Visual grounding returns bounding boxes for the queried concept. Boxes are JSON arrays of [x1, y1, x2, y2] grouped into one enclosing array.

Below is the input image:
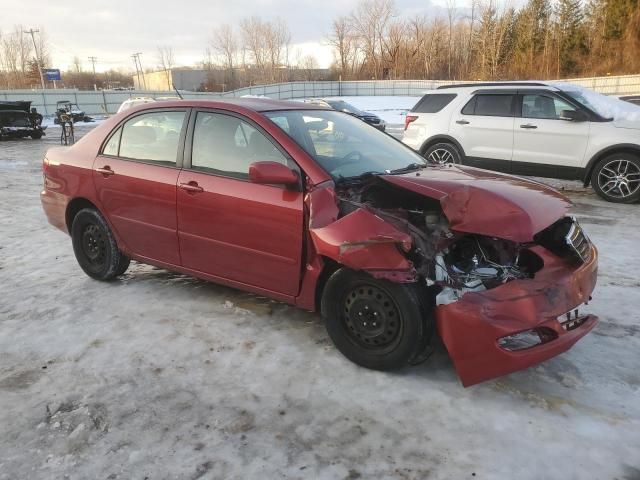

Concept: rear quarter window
[[412, 94, 457, 113]]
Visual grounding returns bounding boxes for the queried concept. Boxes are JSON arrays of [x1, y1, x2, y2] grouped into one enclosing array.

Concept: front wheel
[[423, 142, 462, 165], [592, 153, 640, 203], [321, 268, 432, 371], [71, 208, 130, 280]]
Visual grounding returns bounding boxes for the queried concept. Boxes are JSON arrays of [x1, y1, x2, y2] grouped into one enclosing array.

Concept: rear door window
[[462, 94, 514, 117], [117, 111, 186, 165], [412, 94, 457, 113]]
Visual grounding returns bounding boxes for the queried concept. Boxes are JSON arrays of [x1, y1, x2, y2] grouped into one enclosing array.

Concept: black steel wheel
[[321, 268, 432, 371], [71, 208, 129, 280], [342, 284, 402, 353]]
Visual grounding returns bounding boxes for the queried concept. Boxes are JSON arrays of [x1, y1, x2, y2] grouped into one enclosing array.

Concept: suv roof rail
[[436, 82, 550, 89]]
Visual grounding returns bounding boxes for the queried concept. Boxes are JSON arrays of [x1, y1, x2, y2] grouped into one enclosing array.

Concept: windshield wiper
[[335, 171, 382, 185], [385, 163, 427, 175]]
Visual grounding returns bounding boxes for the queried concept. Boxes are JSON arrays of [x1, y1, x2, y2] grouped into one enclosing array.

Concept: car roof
[[432, 81, 561, 93], [131, 97, 328, 113]]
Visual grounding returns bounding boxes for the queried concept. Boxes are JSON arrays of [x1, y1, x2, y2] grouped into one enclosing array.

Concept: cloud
[[2, 0, 447, 71]]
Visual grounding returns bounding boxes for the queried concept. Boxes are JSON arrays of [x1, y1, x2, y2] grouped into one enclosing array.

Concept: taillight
[[404, 115, 418, 130]]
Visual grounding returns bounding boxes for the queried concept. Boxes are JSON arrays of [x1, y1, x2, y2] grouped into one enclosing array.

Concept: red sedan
[[41, 99, 598, 386]]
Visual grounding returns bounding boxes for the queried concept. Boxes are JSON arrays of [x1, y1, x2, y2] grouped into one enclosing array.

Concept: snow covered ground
[[1, 110, 640, 479]]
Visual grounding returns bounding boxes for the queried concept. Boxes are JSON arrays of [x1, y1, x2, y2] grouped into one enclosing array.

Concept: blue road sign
[[44, 69, 61, 81]]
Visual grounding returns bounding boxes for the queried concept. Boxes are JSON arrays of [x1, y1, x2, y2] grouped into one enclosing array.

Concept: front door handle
[[179, 181, 204, 193], [95, 166, 114, 176], [456, 119, 470, 125], [520, 124, 538, 129]]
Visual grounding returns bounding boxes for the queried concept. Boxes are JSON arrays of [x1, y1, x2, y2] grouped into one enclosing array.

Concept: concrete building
[[133, 68, 222, 91], [133, 66, 332, 92]]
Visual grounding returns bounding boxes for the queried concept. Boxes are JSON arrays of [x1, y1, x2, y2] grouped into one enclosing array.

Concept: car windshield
[[556, 83, 640, 122], [264, 109, 426, 180], [325, 100, 364, 115]]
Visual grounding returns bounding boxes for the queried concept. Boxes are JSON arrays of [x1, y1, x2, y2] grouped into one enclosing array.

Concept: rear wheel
[[71, 208, 130, 280], [423, 142, 462, 165], [31, 132, 42, 140], [321, 268, 432, 370], [592, 153, 640, 203]]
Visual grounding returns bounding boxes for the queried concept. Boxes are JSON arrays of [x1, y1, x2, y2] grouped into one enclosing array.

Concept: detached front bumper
[[436, 244, 598, 387]]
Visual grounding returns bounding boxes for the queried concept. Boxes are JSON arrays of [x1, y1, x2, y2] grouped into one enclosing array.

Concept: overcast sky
[[3, 0, 454, 72]]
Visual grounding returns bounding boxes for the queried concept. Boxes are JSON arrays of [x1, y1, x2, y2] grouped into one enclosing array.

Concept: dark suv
[[304, 98, 386, 131]]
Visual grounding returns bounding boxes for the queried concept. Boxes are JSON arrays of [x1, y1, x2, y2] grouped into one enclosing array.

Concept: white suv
[[402, 82, 640, 203]]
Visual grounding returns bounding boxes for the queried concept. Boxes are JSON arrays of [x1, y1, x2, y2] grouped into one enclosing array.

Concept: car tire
[[31, 132, 42, 140], [71, 208, 130, 280], [423, 142, 462, 165], [321, 268, 432, 371], [592, 153, 640, 203]]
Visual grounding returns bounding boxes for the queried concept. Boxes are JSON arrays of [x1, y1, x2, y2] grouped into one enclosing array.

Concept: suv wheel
[[423, 142, 461, 165], [592, 153, 640, 203], [321, 268, 432, 371]]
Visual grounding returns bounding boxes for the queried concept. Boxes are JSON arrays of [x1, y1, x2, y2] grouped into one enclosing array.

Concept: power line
[[23, 28, 46, 90]]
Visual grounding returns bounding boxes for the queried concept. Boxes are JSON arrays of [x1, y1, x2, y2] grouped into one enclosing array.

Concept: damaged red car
[[41, 99, 598, 386]]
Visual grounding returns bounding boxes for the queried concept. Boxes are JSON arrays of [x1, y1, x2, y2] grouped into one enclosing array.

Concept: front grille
[[362, 116, 380, 124], [534, 217, 592, 263], [565, 220, 590, 262]]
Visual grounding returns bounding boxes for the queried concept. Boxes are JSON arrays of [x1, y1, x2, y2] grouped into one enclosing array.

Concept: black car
[[620, 95, 640, 107], [305, 98, 386, 131], [0, 101, 46, 140]]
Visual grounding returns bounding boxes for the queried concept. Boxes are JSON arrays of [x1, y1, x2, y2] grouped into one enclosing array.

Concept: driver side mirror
[[560, 110, 588, 122], [249, 161, 299, 186]]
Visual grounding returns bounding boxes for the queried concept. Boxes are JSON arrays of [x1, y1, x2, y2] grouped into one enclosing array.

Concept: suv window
[[191, 112, 289, 179], [522, 93, 577, 119], [117, 111, 186, 165], [412, 94, 457, 113], [462, 94, 514, 117]]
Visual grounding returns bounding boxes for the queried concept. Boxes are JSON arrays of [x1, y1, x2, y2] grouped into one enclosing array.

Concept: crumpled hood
[[381, 165, 572, 243]]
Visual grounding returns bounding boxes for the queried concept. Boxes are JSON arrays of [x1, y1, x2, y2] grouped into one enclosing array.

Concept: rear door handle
[[520, 124, 538, 129], [95, 166, 114, 176], [179, 181, 204, 193], [456, 119, 470, 125]]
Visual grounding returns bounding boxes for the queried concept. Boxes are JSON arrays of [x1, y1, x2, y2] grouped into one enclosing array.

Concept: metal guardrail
[[2, 75, 639, 116]]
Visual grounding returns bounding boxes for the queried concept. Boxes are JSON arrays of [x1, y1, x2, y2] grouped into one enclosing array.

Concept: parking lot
[[1, 123, 639, 479]]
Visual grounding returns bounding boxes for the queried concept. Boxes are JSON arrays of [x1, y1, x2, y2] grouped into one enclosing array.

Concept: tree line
[[327, 0, 640, 80]]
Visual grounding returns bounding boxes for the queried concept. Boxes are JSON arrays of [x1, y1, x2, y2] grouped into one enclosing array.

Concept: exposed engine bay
[[333, 177, 544, 304]]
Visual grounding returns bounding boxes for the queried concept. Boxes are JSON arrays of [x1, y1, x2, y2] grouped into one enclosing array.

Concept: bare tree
[[212, 24, 237, 85], [157, 46, 175, 89]]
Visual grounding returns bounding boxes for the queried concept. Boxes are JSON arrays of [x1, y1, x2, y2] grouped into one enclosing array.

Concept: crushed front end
[[435, 219, 597, 386], [307, 168, 598, 386]]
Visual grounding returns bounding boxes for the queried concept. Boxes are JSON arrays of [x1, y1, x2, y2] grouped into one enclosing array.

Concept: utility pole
[[131, 54, 141, 89], [88, 56, 98, 90], [135, 52, 147, 90], [23, 28, 46, 90]]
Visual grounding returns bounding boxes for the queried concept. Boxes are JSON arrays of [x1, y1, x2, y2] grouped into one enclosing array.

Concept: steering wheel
[[341, 151, 363, 165]]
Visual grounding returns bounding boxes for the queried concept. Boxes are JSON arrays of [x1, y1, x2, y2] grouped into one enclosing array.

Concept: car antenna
[[172, 84, 183, 100]]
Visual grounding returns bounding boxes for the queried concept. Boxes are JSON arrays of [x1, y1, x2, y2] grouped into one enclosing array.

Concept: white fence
[[2, 74, 639, 116]]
